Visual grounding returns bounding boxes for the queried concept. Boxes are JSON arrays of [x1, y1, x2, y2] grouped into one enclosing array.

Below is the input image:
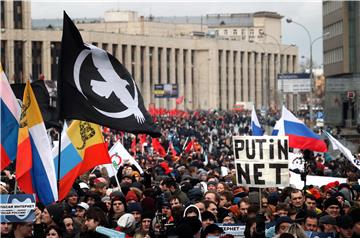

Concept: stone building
[[1, 1, 299, 111]]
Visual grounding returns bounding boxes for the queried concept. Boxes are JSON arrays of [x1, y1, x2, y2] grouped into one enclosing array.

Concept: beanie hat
[[127, 202, 143, 213], [125, 191, 138, 203], [324, 197, 341, 210], [141, 197, 156, 213], [46, 204, 64, 226], [349, 208, 360, 224], [141, 211, 155, 220], [201, 211, 216, 222], [117, 213, 136, 233]]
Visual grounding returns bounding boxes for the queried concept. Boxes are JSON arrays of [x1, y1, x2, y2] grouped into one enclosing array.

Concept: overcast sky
[[31, 0, 324, 66]]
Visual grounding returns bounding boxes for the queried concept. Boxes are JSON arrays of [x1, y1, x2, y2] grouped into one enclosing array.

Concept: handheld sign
[[233, 136, 289, 187], [0, 194, 36, 222]]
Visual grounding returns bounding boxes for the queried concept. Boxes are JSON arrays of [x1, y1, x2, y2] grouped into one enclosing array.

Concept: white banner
[[102, 140, 143, 177], [233, 136, 289, 187]]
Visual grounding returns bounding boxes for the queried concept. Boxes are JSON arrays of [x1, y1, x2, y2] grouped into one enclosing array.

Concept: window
[[323, 21, 343, 39], [233, 29, 237, 35], [224, 29, 228, 35], [324, 47, 343, 65], [323, 1, 342, 15]]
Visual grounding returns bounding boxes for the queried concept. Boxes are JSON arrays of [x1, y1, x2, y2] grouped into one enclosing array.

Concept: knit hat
[[101, 196, 111, 203], [275, 216, 292, 233], [46, 204, 64, 226], [201, 211, 216, 222], [319, 215, 336, 225], [337, 215, 354, 229], [324, 197, 341, 210], [117, 213, 136, 233], [127, 202, 143, 213], [125, 191, 138, 203], [203, 224, 224, 237], [141, 211, 154, 220], [141, 197, 156, 213], [77, 202, 89, 211]]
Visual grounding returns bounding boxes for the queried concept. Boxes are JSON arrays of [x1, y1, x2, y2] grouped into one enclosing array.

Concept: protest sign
[[217, 224, 245, 238], [288, 152, 305, 172], [305, 231, 335, 238], [0, 194, 35, 222], [233, 136, 289, 187]]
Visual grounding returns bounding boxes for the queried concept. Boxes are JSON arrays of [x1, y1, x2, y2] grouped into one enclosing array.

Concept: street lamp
[[286, 18, 329, 124]]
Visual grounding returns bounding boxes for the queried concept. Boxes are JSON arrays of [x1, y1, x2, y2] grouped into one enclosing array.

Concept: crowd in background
[[1, 110, 360, 238]]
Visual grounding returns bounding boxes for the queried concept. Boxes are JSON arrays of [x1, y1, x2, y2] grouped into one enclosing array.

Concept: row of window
[[323, 20, 343, 38], [324, 47, 343, 65], [214, 28, 264, 37], [323, 1, 343, 15]]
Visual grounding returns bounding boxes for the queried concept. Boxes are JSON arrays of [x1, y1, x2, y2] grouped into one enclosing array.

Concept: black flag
[[57, 12, 161, 137]]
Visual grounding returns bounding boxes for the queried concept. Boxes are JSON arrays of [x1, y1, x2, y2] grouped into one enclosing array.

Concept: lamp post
[[286, 18, 329, 124], [261, 32, 296, 107]]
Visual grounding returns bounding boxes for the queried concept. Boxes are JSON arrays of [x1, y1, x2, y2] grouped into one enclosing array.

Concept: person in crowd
[[8, 223, 33, 238], [302, 211, 319, 232], [1, 222, 12, 238], [319, 215, 337, 233], [134, 211, 154, 238], [324, 197, 342, 219], [289, 189, 305, 212], [83, 207, 108, 238], [108, 195, 126, 228], [45, 225, 63, 238], [336, 215, 354, 238], [127, 202, 143, 230], [62, 190, 79, 216]]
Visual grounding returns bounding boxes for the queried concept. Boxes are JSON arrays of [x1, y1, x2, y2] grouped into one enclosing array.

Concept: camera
[[156, 213, 168, 233]]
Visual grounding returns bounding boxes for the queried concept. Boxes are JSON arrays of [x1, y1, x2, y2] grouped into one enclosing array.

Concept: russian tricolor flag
[[52, 120, 111, 201], [251, 105, 264, 136], [17, 81, 58, 205], [273, 106, 327, 152], [0, 65, 21, 170]]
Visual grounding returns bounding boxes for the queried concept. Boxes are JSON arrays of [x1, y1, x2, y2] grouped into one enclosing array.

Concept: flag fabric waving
[[152, 138, 167, 157], [57, 12, 160, 137], [52, 120, 111, 201], [16, 81, 58, 205], [102, 140, 143, 177], [251, 105, 264, 136], [0, 64, 21, 170], [280, 106, 327, 152], [323, 131, 358, 170]]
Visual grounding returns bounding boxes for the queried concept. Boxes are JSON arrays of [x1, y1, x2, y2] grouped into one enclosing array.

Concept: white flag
[[323, 131, 359, 170], [103, 140, 143, 177]]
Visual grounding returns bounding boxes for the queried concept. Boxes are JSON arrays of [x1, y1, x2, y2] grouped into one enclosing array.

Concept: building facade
[[323, 1, 360, 127], [1, 1, 299, 111]]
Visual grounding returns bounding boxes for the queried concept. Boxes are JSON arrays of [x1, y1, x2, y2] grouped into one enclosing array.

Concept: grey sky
[[31, 1, 323, 66]]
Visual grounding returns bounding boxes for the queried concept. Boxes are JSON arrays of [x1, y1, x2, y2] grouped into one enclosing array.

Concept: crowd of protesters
[[1, 110, 360, 238]]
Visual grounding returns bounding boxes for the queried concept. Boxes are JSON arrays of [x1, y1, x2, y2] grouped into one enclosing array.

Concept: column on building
[[23, 1, 31, 30], [255, 52, 262, 108], [262, 53, 269, 110], [249, 51, 255, 103], [151, 47, 159, 108], [117, 43, 122, 63], [143, 46, 151, 108], [268, 53, 275, 110], [235, 50, 241, 103], [242, 51, 249, 101], [228, 50, 235, 110], [125, 44, 132, 75], [177, 49, 184, 110], [207, 49, 218, 109], [292, 55, 299, 72], [42, 41, 51, 81], [160, 47, 167, 109], [169, 48, 176, 109], [275, 53, 281, 108], [286, 54, 294, 110], [23, 40, 31, 82], [220, 50, 227, 110], [135, 45, 141, 86], [185, 49, 193, 110]]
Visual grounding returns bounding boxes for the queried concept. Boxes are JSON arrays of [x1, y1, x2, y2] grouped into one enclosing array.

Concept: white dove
[[87, 44, 145, 124]]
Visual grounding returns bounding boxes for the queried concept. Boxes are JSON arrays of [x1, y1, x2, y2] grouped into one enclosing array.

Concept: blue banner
[[0, 194, 36, 223]]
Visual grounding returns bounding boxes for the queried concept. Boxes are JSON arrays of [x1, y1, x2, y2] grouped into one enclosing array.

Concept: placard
[[233, 136, 289, 187], [0, 194, 36, 222]]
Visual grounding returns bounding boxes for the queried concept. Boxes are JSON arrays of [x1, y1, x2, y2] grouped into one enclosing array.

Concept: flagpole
[[57, 121, 63, 198]]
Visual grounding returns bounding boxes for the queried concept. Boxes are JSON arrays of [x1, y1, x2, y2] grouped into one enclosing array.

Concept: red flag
[[139, 134, 147, 146], [131, 136, 137, 154], [152, 138, 167, 157], [169, 142, 177, 156], [176, 96, 184, 105], [184, 139, 194, 153]]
